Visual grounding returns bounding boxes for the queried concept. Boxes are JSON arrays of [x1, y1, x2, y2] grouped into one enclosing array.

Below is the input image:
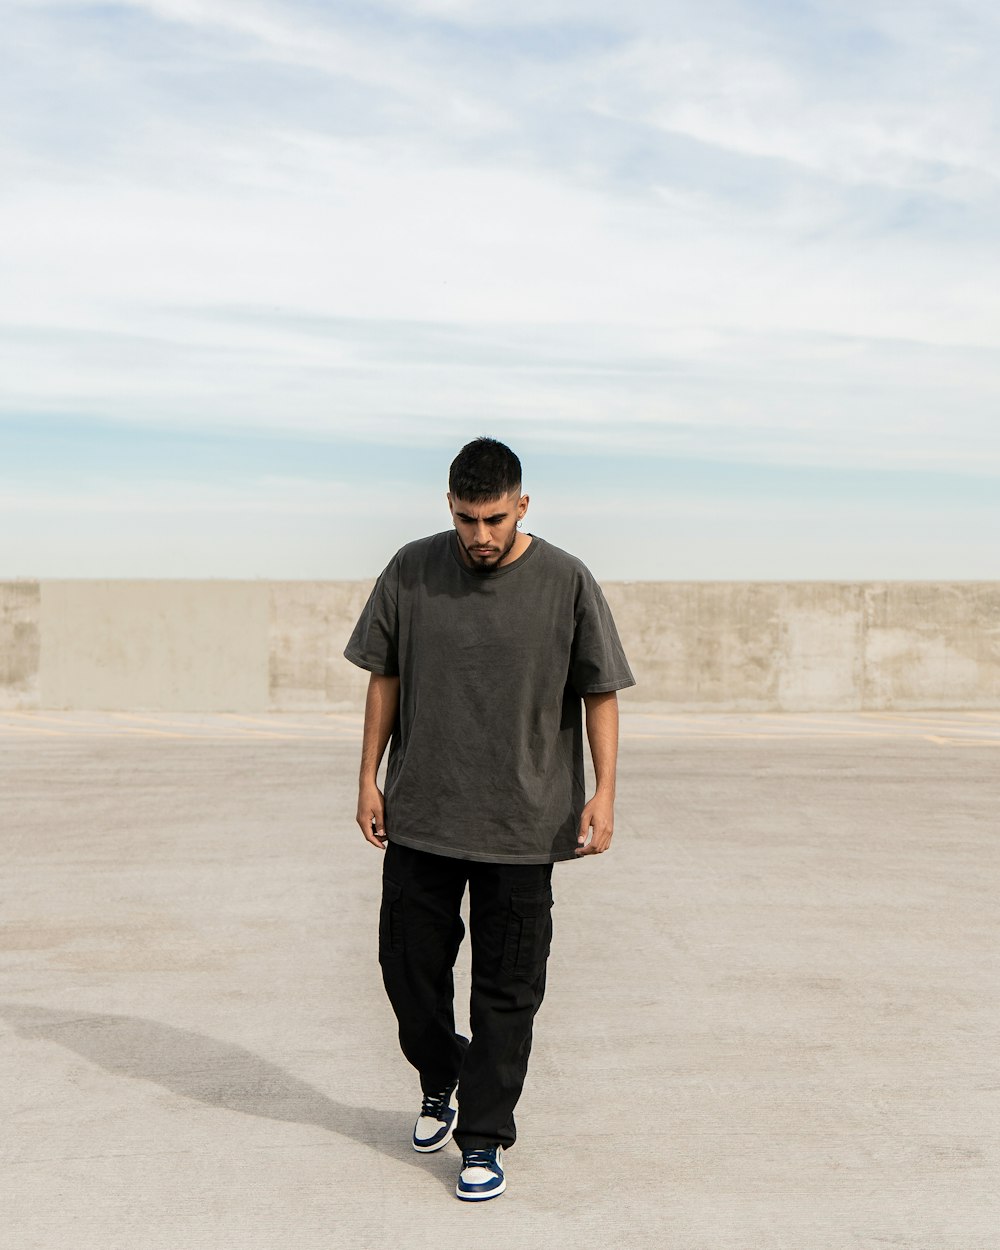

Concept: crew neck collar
[[449, 532, 540, 578]]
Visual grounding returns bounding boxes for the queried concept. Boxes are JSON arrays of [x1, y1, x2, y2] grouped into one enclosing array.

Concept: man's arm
[[576, 690, 620, 857], [356, 672, 400, 850]]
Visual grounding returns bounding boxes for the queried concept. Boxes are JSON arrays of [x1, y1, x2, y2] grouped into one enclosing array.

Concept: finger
[[578, 810, 592, 844], [358, 811, 387, 849], [365, 819, 387, 850], [577, 830, 611, 855]]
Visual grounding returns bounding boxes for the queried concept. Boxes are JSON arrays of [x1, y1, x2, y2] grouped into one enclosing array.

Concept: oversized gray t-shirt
[[344, 530, 635, 864]]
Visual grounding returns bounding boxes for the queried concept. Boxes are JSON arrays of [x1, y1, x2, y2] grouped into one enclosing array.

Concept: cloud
[[0, 473, 426, 515], [2, 0, 999, 577]]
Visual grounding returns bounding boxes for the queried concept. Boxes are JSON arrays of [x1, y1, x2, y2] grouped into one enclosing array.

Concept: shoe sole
[[456, 1175, 506, 1201]]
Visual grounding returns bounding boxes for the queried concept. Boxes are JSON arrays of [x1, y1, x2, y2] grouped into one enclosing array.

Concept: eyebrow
[[456, 511, 508, 522]]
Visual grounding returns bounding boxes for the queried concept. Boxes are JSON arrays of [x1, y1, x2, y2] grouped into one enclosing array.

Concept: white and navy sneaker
[[411, 1083, 459, 1153], [456, 1145, 506, 1201]]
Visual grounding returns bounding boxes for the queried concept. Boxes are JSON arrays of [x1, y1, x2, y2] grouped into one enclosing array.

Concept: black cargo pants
[[378, 839, 554, 1152]]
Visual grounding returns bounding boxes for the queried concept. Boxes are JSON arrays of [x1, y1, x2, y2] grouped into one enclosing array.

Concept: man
[[345, 436, 634, 1202]]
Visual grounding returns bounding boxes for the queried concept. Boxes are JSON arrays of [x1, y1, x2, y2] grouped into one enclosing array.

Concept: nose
[[473, 521, 491, 545]]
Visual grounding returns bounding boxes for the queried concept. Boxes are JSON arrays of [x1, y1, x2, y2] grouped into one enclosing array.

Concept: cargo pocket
[[378, 879, 404, 963], [501, 886, 553, 979]]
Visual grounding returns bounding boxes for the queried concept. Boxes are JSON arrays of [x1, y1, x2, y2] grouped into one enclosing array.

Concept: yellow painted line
[[839, 717, 975, 731], [219, 712, 352, 730], [220, 713, 306, 726], [105, 724, 348, 742], [668, 712, 926, 724], [920, 735, 1000, 745], [1, 723, 360, 742], [210, 730, 354, 738], [897, 722, 1000, 734], [212, 730, 342, 740], [625, 715, 725, 725], [106, 711, 361, 739], [864, 711, 996, 728], [218, 715, 345, 730], [624, 713, 979, 734], [1, 711, 110, 728], [55, 713, 234, 740], [0, 723, 358, 743], [106, 712, 328, 741], [620, 730, 913, 741], [857, 717, 1000, 737], [108, 710, 193, 724], [4, 711, 202, 739], [158, 732, 347, 742], [108, 712, 249, 735]]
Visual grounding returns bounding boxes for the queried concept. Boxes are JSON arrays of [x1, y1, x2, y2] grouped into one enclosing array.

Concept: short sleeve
[[568, 572, 636, 696], [344, 559, 400, 676]]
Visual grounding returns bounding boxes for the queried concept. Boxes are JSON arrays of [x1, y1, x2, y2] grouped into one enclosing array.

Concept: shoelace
[[420, 1088, 453, 1119], [462, 1148, 499, 1171]]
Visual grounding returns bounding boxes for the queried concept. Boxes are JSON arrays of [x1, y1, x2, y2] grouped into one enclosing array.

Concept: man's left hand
[[576, 792, 614, 856]]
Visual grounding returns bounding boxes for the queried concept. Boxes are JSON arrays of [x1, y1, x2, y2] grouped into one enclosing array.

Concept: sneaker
[[411, 1082, 458, 1153], [456, 1145, 506, 1201]]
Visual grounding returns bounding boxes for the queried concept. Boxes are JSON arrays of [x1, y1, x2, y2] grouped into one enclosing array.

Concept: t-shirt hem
[[578, 675, 637, 694], [342, 647, 398, 676], [387, 832, 579, 865]]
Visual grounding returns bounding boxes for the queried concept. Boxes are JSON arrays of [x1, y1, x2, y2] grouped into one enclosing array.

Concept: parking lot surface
[[2, 709, 998, 1249]]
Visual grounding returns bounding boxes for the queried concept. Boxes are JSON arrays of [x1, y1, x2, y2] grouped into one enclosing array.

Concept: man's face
[[448, 489, 529, 573]]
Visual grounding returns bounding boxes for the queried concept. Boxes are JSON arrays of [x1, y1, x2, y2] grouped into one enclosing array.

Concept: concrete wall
[[2, 579, 999, 712]]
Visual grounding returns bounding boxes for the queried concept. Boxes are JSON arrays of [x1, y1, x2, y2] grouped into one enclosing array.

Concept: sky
[[1, 0, 998, 581]]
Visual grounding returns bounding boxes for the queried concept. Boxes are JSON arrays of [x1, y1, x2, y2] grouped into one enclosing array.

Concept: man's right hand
[[356, 782, 388, 850]]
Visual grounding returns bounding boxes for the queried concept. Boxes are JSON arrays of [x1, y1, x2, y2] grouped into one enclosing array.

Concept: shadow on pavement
[[0, 1001, 457, 1189]]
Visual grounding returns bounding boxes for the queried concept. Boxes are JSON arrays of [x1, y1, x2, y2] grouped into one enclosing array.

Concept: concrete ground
[[2, 709, 998, 1250]]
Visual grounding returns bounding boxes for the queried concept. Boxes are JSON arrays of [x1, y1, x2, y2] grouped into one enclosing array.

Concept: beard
[[457, 527, 518, 575]]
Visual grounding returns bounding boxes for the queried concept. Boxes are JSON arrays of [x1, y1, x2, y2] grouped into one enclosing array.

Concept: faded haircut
[[448, 437, 522, 503]]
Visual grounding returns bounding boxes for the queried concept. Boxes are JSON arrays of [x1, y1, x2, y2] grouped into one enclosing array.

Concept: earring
[[516, 520, 523, 530]]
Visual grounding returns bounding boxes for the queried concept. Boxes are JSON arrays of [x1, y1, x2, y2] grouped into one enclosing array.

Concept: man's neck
[[499, 532, 533, 566]]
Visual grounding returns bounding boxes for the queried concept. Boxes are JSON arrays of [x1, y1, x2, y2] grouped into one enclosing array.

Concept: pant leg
[[379, 840, 469, 1093], [455, 860, 554, 1152]]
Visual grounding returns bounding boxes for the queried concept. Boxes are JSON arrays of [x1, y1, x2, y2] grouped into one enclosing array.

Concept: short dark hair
[[449, 437, 522, 502]]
